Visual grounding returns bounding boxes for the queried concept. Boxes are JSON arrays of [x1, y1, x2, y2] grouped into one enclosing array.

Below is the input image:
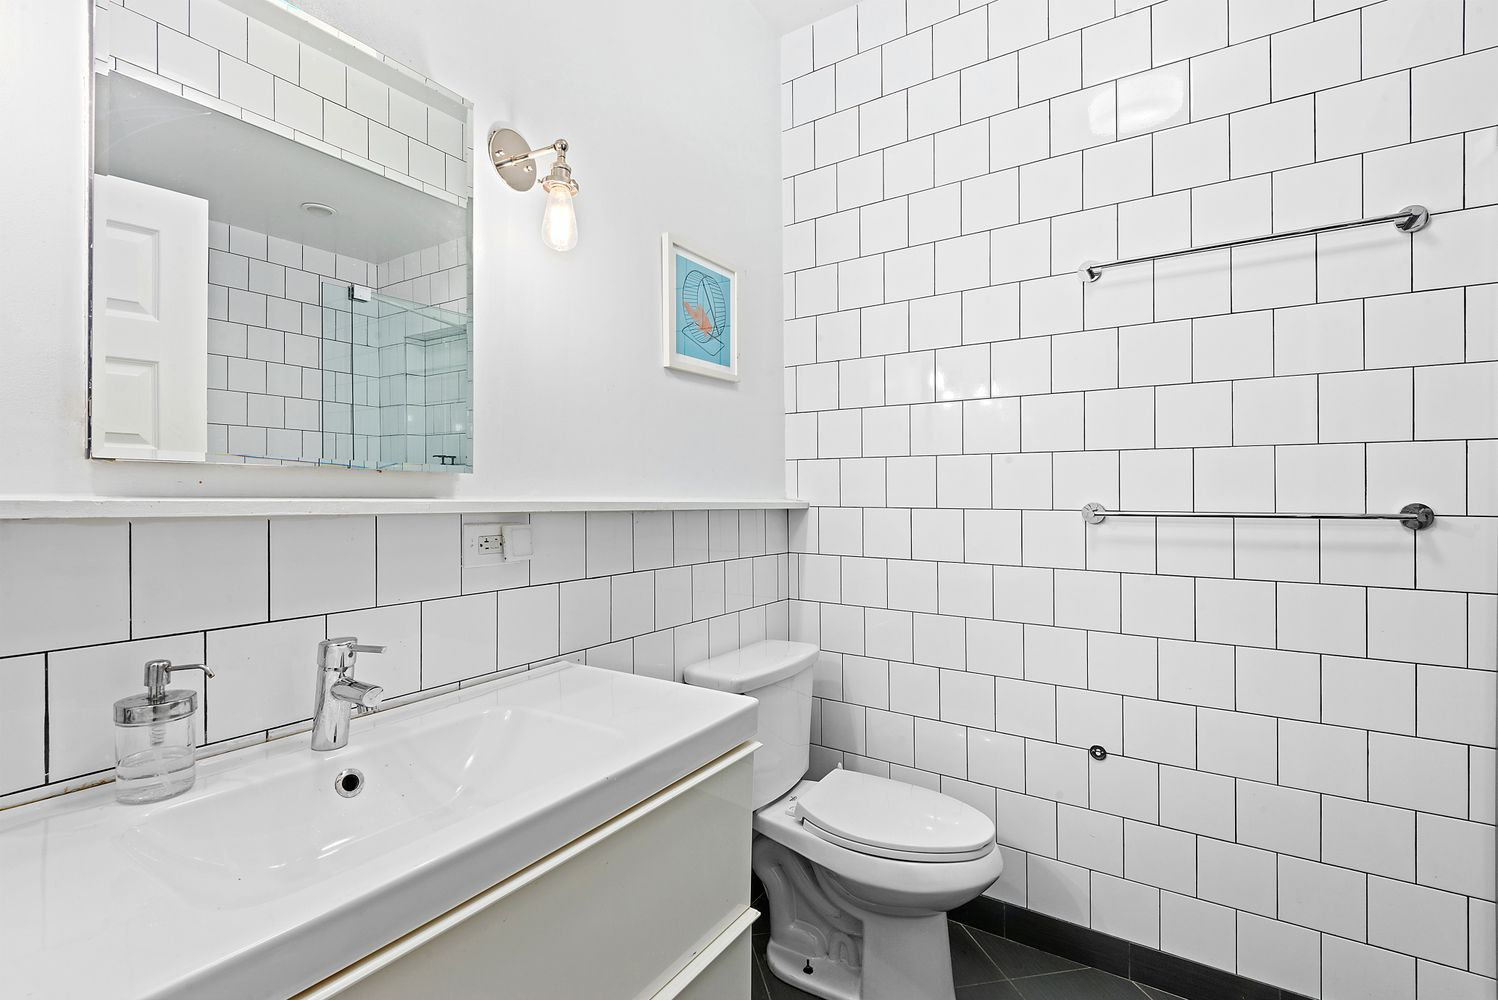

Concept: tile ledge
[[0, 497, 810, 521]]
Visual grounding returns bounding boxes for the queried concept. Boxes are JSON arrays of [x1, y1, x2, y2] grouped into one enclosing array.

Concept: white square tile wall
[[0, 510, 790, 803], [784, 1, 1498, 996]]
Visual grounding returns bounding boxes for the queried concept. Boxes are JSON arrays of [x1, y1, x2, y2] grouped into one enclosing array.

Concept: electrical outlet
[[462, 522, 534, 566], [462, 522, 506, 567]]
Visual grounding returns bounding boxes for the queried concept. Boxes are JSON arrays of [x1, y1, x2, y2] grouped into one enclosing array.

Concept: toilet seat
[[793, 769, 996, 864]]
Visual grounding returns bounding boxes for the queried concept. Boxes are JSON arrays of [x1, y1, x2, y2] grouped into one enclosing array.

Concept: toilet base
[[851, 907, 955, 1000], [765, 938, 862, 1000], [754, 835, 961, 1000]]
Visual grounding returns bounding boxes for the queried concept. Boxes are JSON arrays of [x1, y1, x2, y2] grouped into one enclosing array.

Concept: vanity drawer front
[[651, 909, 755, 1000], [305, 748, 753, 1000]]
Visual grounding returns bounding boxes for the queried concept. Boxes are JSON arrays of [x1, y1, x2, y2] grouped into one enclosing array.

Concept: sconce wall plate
[[488, 127, 539, 192]]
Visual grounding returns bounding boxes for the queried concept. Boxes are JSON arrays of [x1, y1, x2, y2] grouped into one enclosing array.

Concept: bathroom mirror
[[89, 0, 474, 473]]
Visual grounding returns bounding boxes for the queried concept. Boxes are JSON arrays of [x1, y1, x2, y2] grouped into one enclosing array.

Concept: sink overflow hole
[[335, 768, 365, 797]]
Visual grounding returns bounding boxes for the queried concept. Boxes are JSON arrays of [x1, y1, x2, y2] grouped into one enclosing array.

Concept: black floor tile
[[752, 878, 771, 936], [1011, 968, 1151, 1000], [1001, 908, 1132, 977], [750, 949, 772, 1000], [752, 912, 1246, 1000], [966, 925, 1085, 980], [950, 924, 1007, 986], [1138, 986, 1186, 1000], [957, 981, 1027, 1000]]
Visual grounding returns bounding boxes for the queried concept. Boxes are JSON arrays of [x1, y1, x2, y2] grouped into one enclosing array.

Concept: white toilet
[[684, 641, 1004, 1000]]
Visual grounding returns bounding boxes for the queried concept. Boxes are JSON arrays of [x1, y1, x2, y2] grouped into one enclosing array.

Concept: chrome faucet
[[311, 636, 386, 751]]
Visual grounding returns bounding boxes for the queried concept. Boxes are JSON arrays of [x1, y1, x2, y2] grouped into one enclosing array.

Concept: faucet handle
[[323, 637, 384, 653], [318, 637, 386, 672]]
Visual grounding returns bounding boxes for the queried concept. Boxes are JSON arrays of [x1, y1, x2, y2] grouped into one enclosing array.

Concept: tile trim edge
[[0, 497, 810, 520]]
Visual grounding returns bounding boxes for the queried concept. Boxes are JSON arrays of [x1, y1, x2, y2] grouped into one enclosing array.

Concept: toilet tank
[[683, 640, 819, 810]]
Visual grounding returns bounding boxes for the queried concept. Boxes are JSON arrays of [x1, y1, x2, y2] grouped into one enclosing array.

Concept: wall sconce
[[488, 127, 579, 252]]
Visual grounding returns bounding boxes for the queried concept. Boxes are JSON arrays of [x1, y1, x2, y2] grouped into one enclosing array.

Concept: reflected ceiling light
[[300, 201, 337, 217], [1117, 76, 1185, 135], [1086, 91, 1117, 138], [488, 127, 580, 252]]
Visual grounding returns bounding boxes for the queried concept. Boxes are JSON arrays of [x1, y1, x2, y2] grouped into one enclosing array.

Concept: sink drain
[[334, 768, 365, 798]]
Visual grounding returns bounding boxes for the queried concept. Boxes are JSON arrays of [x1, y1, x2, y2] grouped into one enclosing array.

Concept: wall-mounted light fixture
[[488, 127, 579, 252]]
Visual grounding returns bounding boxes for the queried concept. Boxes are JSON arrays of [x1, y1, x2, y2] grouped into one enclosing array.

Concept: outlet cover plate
[[462, 522, 505, 567]]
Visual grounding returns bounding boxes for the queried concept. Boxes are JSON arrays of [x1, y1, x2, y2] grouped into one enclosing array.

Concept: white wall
[[0, 0, 785, 500], [783, 0, 1498, 997]]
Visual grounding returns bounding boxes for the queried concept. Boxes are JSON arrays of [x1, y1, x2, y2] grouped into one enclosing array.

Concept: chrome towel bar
[[1078, 205, 1430, 282], [1081, 503, 1436, 531]]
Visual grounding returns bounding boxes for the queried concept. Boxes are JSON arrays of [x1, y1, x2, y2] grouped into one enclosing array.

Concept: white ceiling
[[96, 74, 466, 264], [751, 0, 859, 34]]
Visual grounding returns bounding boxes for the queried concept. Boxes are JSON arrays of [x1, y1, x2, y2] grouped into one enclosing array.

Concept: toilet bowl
[[753, 770, 1004, 1000], [683, 641, 1003, 1000]]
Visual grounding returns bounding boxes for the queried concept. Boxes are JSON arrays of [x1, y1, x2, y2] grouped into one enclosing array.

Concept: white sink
[[0, 662, 756, 1000]]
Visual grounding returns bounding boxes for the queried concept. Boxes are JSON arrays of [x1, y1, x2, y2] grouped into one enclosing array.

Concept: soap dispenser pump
[[112, 658, 214, 805]]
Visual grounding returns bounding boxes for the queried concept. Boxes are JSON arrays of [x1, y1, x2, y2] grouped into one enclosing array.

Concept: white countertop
[[0, 663, 756, 999]]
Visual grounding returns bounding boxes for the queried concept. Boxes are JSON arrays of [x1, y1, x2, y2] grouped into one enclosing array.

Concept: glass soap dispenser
[[113, 658, 214, 805]]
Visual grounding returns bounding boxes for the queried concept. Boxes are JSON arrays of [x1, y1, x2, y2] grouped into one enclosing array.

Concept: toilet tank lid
[[682, 640, 820, 693]]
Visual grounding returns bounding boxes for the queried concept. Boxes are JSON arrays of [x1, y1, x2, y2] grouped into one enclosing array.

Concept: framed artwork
[[662, 234, 738, 381]]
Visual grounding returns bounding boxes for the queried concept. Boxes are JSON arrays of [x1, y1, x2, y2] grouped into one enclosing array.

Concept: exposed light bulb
[[541, 183, 578, 252]]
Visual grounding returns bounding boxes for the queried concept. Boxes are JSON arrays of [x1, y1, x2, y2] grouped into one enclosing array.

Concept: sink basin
[[0, 662, 756, 1000], [122, 702, 615, 908]]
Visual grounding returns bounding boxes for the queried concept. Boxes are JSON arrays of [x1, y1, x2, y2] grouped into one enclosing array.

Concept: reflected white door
[[90, 174, 208, 461]]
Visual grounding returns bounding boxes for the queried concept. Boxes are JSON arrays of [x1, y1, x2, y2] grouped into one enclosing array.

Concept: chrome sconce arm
[[489, 133, 576, 192], [488, 127, 580, 251]]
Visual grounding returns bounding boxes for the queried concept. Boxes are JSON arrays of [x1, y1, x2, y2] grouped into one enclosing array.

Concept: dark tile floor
[[749, 919, 1185, 1000]]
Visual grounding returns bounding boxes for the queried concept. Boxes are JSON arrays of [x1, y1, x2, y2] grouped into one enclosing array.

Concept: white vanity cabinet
[[296, 746, 757, 1000], [2, 664, 758, 1000]]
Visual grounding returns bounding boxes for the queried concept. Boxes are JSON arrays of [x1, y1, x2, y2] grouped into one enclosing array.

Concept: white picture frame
[[662, 234, 739, 382]]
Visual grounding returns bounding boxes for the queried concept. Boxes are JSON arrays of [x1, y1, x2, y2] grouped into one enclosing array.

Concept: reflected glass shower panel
[[318, 281, 471, 472]]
